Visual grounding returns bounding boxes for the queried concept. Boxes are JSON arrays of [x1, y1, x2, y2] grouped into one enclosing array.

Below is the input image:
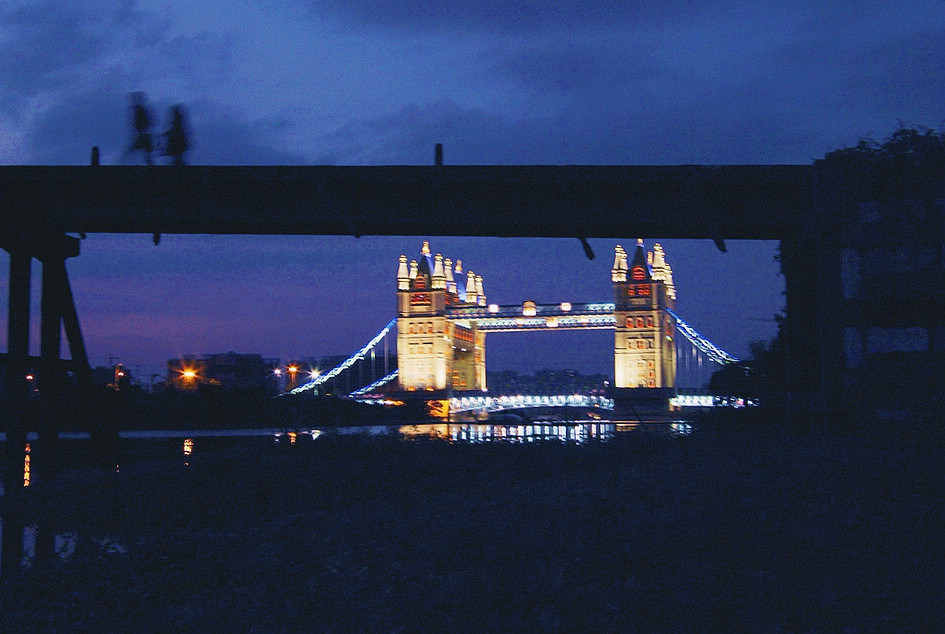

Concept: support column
[[4, 249, 31, 437], [38, 257, 65, 453], [2, 251, 31, 588]]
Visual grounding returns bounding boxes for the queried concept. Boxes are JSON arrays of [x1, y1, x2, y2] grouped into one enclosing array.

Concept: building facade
[[791, 150, 945, 420], [396, 241, 487, 392], [611, 241, 677, 389]]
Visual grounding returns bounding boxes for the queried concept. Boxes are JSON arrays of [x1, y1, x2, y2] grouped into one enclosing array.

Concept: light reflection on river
[[294, 420, 694, 444], [400, 422, 617, 443], [0, 419, 692, 579]]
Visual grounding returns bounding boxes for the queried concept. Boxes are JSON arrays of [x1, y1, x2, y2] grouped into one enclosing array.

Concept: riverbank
[[4, 425, 944, 631]]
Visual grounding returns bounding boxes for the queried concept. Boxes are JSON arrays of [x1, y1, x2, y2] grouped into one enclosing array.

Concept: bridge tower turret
[[397, 241, 486, 393], [612, 240, 677, 390]]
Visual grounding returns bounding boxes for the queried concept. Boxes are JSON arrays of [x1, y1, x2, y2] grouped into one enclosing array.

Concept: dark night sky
[[1, 1, 943, 378]]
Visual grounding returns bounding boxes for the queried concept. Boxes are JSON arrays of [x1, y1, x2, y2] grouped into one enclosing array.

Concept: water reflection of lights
[[183, 438, 194, 456], [23, 442, 31, 487], [273, 430, 323, 443], [449, 422, 616, 443], [450, 394, 615, 413]]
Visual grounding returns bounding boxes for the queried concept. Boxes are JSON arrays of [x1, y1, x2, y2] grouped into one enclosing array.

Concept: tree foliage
[[823, 125, 945, 202]]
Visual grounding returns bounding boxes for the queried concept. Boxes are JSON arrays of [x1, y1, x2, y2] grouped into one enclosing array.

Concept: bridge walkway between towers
[[447, 302, 617, 331]]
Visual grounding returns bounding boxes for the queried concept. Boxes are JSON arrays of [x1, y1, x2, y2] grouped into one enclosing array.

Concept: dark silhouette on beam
[[0, 164, 811, 239]]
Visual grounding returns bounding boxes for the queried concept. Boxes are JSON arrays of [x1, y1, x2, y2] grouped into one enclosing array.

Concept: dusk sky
[[1, 1, 944, 379]]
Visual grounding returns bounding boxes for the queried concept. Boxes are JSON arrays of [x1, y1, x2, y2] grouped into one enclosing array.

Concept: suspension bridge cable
[[667, 309, 740, 365], [349, 370, 399, 397], [288, 318, 397, 395]]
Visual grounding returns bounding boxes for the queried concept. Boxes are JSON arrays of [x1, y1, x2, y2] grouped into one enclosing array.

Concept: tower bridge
[[395, 239, 700, 397], [291, 239, 740, 411]]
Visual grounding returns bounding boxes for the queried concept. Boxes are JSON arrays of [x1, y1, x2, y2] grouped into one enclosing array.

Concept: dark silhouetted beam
[[0, 164, 811, 240]]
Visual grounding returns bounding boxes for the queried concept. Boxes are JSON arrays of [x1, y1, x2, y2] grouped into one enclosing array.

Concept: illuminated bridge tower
[[397, 241, 487, 393], [612, 240, 677, 391]]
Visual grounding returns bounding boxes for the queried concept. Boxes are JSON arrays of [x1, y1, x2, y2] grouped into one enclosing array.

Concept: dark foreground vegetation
[[4, 424, 945, 632]]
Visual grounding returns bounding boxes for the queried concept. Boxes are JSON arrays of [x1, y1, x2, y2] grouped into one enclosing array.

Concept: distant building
[[167, 352, 279, 394], [768, 135, 945, 422], [816, 195, 945, 417], [91, 362, 134, 390]]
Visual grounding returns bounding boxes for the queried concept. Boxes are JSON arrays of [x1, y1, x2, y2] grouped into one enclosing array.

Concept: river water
[[0, 418, 693, 580]]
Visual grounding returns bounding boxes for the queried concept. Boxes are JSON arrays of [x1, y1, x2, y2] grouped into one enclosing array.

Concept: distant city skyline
[[1, 2, 942, 380], [1, 235, 782, 381]]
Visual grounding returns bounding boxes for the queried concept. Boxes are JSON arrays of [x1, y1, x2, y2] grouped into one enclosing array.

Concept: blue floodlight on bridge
[[349, 370, 399, 397], [288, 318, 397, 395], [286, 306, 739, 398], [666, 309, 740, 366]]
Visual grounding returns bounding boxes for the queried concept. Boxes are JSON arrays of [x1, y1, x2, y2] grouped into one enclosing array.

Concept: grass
[[3, 425, 945, 632]]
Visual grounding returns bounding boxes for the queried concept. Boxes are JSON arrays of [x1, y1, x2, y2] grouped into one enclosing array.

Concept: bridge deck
[[0, 164, 810, 240], [449, 302, 618, 331]]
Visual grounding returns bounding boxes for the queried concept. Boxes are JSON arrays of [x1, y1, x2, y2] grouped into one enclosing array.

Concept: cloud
[[186, 102, 310, 165], [309, 86, 834, 168], [835, 29, 945, 125], [303, 0, 748, 35], [0, 1, 247, 164], [303, 2, 945, 168], [0, 1, 162, 110], [24, 91, 307, 165], [313, 99, 517, 164], [489, 38, 665, 98], [25, 85, 128, 164]]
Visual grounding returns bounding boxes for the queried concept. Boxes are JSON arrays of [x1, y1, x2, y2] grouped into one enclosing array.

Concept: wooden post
[[1, 250, 31, 588]]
